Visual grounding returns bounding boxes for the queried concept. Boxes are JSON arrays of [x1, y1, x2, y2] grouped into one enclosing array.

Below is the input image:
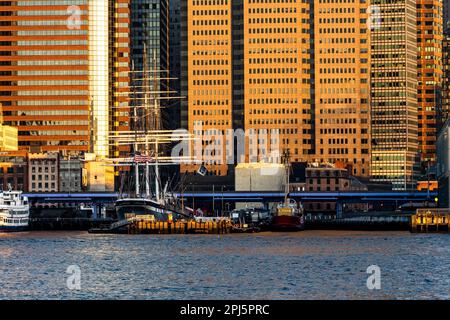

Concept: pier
[[411, 209, 450, 233], [89, 217, 233, 234], [305, 214, 411, 231], [30, 217, 114, 231]]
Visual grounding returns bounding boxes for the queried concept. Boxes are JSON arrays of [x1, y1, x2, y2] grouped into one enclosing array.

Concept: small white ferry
[[0, 188, 30, 232]]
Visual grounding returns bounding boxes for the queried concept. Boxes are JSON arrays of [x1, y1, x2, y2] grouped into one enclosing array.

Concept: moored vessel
[[111, 47, 190, 224], [0, 188, 30, 232], [271, 199, 305, 231], [270, 149, 305, 231]]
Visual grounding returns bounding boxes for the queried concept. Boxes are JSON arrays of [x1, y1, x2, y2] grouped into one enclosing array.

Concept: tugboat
[[271, 199, 305, 231], [0, 186, 30, 232], [270, 150, 305, 231]]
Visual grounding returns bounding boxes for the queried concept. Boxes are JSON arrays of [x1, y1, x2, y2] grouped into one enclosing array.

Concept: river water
[[0, 231, 449, 300]]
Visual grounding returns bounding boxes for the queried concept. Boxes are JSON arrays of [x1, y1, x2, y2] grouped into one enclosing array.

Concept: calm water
[[0, 231, 449, 300]]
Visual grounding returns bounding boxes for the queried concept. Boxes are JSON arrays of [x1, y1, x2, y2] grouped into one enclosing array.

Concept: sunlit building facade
[[181, 0, 233, 176], [181, 0, 371, 177], [313, 0, 371, 176], [0, 0, 130, 159]]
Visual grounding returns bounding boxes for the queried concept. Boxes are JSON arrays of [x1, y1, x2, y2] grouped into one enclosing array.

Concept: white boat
[[0, 189, 30, 232]]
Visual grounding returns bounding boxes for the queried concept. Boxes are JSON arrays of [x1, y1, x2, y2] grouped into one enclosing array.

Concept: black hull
[[115, 198, 185, 222]]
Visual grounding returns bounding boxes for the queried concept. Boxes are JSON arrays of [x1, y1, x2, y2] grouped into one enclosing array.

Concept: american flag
[[134, 154, 154, 163]]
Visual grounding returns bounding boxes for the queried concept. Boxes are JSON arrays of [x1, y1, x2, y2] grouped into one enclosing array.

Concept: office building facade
[[370, 0, 419, 190], [417, 0, 443, 166], [0, 0, 130, 159], [181, 0, 370, 177]]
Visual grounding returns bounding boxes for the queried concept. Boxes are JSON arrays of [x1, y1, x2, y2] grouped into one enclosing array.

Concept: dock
[[411, 209, 450, 233], [305, 214, 411, 231], [30, 217, 113, 231], [89, 217, 233, 234]]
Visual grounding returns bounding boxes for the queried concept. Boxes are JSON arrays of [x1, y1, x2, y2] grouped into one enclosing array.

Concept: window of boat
[[251, 212, 260, 222], [117, 206, 147, 216]]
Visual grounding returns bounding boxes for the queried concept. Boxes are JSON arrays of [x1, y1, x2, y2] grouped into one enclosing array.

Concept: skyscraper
[[370, 0, 419, 190], [313, 0, 371, 176], [181, 0, 233, 176], [417, 0, 443, 167], [0, 0, 130, 158], [181, 0, 371, 177], [169, 0, 181, 130]]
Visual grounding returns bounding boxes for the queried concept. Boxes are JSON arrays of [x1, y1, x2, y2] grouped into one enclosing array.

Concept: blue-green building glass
[[130, 0, 170, 130]]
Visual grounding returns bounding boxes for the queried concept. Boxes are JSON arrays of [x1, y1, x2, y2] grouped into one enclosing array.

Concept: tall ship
[[110, 47, 190, 222], [0, 188, 30, 232], [271, 150, 305, 231]]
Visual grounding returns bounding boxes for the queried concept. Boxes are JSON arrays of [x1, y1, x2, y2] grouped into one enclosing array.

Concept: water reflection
[[0, 231, 449, 300]]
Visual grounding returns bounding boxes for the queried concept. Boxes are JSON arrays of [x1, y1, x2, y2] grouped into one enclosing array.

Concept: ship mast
[[107, 45, 193, 203], [152, 50, 161, 203], [143, 44, 150, 198], [283, 149, 291, 205], [131, 60, 140, 198]]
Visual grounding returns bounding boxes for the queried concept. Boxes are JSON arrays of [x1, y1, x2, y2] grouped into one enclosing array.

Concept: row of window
[[249, 98, 298, 105], [0, 218, 28, 224], [248, 7, 297, 14], [31, 175, 56, 181], [248, 78, 298, 84], [17, 0, 87, 6], [30, 182, 57, 190], [248, 37, 297, 44]]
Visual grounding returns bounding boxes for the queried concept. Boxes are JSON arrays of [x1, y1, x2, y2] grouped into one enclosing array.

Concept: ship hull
[[115, 198, 184, 222], [271, 215, 305, 231], [0, 225, 28, 232]]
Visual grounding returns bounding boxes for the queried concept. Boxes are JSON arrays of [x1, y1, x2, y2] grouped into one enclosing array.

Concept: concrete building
[[0, 0, 130, 159], [28, 153, 59, 192], [370, 0, 419, 190], [82, 153, 115, 192], [235, 163, 285, 192], [59, 158, 82, 192], [0, 151, 27, 191]]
